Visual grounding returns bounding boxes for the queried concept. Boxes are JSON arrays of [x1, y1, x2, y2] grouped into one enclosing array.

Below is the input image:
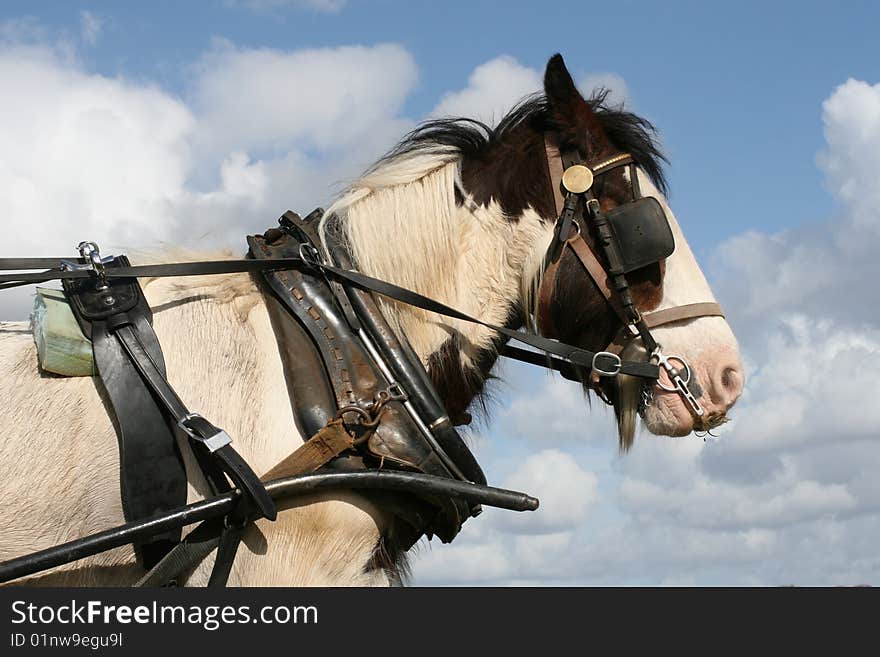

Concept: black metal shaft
[[0, 471, 538, 584]]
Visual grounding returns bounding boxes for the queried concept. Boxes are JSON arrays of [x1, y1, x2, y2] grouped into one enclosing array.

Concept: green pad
[[31, 287, 95, 376]]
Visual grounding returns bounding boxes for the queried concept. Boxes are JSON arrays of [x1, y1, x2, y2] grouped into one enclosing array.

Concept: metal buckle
[[591, 351, 622, 377], [60, 241, 116, 291], [177, 413, 233, 453]]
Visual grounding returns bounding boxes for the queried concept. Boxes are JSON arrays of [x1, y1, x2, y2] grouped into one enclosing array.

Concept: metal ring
[[77, 241, 109, 289], [657, 355, 691, 392], [297, 242, 322, 268], [334, 405, 372, 423]]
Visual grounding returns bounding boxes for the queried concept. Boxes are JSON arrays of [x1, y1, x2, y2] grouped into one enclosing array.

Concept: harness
[[0, 135, 723, 585]]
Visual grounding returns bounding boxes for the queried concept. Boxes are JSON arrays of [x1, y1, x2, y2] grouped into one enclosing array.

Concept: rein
[[0, 248, 661, 380]]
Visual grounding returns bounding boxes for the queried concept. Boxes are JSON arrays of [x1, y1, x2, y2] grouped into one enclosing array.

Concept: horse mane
[[322, 90, 667, 234], [358, 90, 668, 197], [317, 88, 669, 424]]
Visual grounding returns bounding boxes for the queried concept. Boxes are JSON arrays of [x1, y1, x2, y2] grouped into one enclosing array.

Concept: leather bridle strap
[[642, 302, 725, 328], [567, 236, 635, 328], [605, 302, 726, 354], [537, 133, 730, 419], [0, 253, 660, 379], [545, 133, 566, 217]]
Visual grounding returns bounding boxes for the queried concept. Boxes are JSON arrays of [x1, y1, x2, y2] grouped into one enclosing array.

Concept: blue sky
[[2, 2, 880, 585], [5, 0, 879, 251]]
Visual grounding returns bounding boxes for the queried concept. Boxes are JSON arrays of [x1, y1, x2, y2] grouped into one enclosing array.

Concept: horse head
[[326, 53, 744, 450], [537, 54, 744, 447]]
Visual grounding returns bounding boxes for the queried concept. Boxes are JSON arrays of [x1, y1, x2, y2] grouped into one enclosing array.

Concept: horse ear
[[544, 54, 583, 110], [543, 53, 608, 158]]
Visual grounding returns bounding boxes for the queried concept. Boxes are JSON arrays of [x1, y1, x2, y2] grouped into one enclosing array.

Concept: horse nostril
[[716, 366, 743, 404]]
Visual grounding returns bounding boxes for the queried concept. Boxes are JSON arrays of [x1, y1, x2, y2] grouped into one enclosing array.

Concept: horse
[[0, 54, 743, 586]]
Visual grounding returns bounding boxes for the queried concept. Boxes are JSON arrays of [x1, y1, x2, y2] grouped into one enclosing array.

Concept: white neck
[[324, 156, 552, 369]]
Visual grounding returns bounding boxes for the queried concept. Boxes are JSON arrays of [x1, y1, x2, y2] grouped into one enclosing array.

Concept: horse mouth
[[693, 411, 730, 433], [638, 380, 730, 435]]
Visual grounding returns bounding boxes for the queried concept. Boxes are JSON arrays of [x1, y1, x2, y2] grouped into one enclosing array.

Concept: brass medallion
[[562, 165, 594, 194]]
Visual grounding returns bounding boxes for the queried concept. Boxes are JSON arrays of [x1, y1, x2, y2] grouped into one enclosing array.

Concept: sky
[[1, 1, 879, 585]]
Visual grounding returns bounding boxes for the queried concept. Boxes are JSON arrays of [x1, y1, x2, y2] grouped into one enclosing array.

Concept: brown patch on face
[[459, 119, 557, 221], [546, 164, 665, 351]]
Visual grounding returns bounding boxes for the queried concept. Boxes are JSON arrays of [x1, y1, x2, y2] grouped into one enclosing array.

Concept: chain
[[334, 384, 408, 442]]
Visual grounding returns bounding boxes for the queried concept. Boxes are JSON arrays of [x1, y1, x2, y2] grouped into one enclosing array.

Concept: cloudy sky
[[1, 2, 878, 585]]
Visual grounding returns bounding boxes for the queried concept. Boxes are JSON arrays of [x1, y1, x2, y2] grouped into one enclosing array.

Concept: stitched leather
[[63, 260, 187, 570], [248, 225, 477, 543]]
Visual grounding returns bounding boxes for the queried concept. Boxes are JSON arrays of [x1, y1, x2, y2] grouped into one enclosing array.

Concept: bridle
[[537, 133, 725, 417]]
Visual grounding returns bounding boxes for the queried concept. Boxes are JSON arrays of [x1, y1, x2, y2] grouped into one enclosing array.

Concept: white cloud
[[431, 56, 542, 124], [711, 78, 880, 337], [0, 40, 418, 318], [190, 41, 416, 158], [819, 78, 880, 232], [0, 45, 195, 260], [498, 374, 613, 444], [79, 11, 103, 46], [499, 449, 598, 534]]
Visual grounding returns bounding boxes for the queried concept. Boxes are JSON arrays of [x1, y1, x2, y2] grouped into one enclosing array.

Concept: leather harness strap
[[603, 302, 726, 356], [537, 255, 562, 337], [261, 419, 356, 481], [642, 302, 725, 327], [545, 133, 566, 217], [567, 236, 634, 327]]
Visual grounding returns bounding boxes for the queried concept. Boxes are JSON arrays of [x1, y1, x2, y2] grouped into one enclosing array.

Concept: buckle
[[178, 413, 233, 453], [591, 351, 622, 377], [60, 241, 116, 291], [297, 242, 323, 267]]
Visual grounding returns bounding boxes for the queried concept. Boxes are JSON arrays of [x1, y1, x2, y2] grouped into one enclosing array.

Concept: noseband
[[537, 134, 725, 417]]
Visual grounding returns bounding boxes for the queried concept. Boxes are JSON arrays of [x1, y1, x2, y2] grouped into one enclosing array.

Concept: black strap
[[61, 262, 188, 570], [500, 345, 584, 382], [1, 254, 659, 379], [317, 261, 659, 380], [135, 520, 222, 587], [0, 257, 85, 268], [207, 523, 245, 587], [0, 258, 305, 284], [113, 324, 276, 521], [91, 322, 187, 567]]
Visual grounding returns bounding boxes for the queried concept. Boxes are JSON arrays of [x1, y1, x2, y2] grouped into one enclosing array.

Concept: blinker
[[602, 197, 674, 273]]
